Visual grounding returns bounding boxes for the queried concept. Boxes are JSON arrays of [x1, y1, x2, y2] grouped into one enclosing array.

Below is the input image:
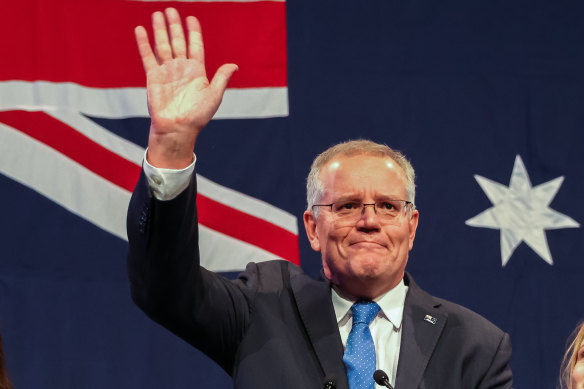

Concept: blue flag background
[[2, 1, 584, 388]]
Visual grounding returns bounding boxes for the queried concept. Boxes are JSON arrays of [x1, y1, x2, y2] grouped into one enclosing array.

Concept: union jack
[[0, 0, 299, 271]]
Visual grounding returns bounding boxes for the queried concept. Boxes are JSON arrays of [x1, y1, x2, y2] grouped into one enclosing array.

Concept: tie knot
[[351, 301, 380, 325]]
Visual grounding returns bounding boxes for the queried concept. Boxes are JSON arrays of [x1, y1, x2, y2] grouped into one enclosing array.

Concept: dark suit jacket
[[127, 170, 513, 389]]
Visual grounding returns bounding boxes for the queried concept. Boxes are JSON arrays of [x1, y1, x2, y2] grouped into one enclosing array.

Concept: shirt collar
[[331, 279, 408, 330]]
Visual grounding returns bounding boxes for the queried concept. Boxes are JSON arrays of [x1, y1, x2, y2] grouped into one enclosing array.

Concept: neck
[[332, 275, 403, 301]]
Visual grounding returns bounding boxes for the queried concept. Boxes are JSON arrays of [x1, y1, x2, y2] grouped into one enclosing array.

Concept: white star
[[465, 155, 579, 266]]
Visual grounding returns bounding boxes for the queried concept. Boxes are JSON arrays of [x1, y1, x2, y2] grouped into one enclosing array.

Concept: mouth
[[349, 241, 385, 248]]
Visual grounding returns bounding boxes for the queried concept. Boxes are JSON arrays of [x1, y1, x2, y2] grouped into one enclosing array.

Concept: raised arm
[[135, 8, 238, 169]]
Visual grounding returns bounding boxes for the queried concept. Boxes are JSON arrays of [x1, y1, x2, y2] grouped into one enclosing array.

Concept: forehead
[[320, 154, 408, 199]]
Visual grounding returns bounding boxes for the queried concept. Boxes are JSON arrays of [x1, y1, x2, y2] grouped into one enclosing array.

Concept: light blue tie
[[343, 301, 380, 389]]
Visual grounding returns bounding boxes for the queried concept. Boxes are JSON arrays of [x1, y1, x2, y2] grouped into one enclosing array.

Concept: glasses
[[312, 200, 413, 226]]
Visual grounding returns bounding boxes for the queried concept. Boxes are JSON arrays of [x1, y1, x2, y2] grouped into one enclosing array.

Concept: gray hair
[[306, 139, 416, 214]]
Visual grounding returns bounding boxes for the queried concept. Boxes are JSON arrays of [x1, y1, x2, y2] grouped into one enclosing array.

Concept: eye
[[578, 346, 584, 361], [379, 201, 396, 210], [334, 202, 360, 212]]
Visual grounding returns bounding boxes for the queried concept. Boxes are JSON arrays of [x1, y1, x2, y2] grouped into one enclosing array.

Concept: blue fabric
[[343, 301, 381, 389]]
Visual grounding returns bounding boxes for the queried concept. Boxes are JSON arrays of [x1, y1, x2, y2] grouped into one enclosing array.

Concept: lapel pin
[[424, 314, 437, 325]]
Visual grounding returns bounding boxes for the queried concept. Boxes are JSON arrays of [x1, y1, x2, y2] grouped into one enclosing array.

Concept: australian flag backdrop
[[1, 0, 584, 388]]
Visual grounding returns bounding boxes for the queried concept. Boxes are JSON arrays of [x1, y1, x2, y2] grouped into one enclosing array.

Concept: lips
[[348, 240, 386, 247]]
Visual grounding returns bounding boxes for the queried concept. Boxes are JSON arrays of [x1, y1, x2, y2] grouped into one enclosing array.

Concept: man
[[127, 8, 513, 388]]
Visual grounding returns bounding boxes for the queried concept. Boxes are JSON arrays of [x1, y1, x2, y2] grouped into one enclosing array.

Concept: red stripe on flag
[[197, 195, 300, 264], [0, 110, 298, 262], [1, 0, 287, 89], [0, 111, 141, 192]]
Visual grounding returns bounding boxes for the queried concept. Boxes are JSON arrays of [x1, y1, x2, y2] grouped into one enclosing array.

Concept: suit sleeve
[[127, 169, 255, 373]]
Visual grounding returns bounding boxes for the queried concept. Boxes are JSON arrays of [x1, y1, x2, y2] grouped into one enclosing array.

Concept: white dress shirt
[[142, 151, 195, 201], [332, 280, 407, 388]]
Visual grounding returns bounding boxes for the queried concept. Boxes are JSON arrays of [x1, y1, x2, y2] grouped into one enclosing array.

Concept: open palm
[[135, 8, 237, 168]]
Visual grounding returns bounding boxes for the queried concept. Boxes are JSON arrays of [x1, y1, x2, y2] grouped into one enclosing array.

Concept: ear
[[303, 210, 321, 252], [408, 209, 419, 251]]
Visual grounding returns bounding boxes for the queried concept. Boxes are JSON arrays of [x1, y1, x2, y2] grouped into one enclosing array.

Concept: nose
[[357, 204, 381, 230], [361, 203, 377, 217]]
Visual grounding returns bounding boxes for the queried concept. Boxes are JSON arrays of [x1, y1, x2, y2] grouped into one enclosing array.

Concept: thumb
[[209, 63, 238, 98]]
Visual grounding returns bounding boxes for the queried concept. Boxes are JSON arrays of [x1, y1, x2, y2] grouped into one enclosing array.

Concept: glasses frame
[[312, 200, 414, 224]]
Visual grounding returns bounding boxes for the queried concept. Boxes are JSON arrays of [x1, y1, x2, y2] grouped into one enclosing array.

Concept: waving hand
[[135, 8, 238, 168]]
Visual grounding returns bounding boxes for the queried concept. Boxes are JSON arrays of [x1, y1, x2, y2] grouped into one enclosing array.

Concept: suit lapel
[[290, 273, 349, 389], [395, 273, 447, 389]]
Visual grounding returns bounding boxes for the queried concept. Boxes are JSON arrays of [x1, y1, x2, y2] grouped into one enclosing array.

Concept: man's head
[[303, 140, 419, 299]]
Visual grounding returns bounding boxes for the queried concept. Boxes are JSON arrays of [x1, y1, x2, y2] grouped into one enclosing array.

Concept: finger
[[209, 63, 239, 99], [152, 11, 172, 63], [165, 8, 187, 59], [134, 26, 157, 73], [186, 16, 205, 66]]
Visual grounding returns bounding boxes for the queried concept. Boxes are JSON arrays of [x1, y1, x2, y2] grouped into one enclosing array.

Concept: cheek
[[573, 362, 584, 386], [320, 228, 353, 273], [385, 226, 412, 247], [320, 225, 350, 249]]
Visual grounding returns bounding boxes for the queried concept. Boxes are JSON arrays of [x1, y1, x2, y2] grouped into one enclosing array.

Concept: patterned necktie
[[343, 301, 380, 389]]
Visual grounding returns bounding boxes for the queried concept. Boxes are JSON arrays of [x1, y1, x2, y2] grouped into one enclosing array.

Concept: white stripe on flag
[[0, 81, 288, 119], [216, 87, 289, 119], [0, 121, 281, 271], [0, 121, 130, 240], [49, 109, 297, 233], [0, 115, 298, 239], [0, 81, 147, 118], [49, 110, 145, 165], [0, 110, 297, 237], [199, 225, 278, 272], [197, 174, 297, 234]]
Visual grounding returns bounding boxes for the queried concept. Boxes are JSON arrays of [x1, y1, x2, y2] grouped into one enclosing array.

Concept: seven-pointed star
[[465, 155, 579, 266]]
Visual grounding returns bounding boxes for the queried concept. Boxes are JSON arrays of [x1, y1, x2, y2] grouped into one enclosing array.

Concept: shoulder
[[402, 274, 513, 387], [235, 259, 312, 291], [435, 296, 506, 340], [405, 273, 507, 342]]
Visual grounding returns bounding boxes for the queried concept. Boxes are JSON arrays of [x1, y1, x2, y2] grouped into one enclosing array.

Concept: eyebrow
[[332, 194, 404, 202], [331, 195, 361, 202]]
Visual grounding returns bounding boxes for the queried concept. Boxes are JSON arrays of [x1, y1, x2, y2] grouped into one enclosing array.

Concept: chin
[[352, 259, 387, 280]]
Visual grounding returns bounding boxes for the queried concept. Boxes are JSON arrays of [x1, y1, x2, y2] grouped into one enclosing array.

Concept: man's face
[[303, 154, 419, 299]]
